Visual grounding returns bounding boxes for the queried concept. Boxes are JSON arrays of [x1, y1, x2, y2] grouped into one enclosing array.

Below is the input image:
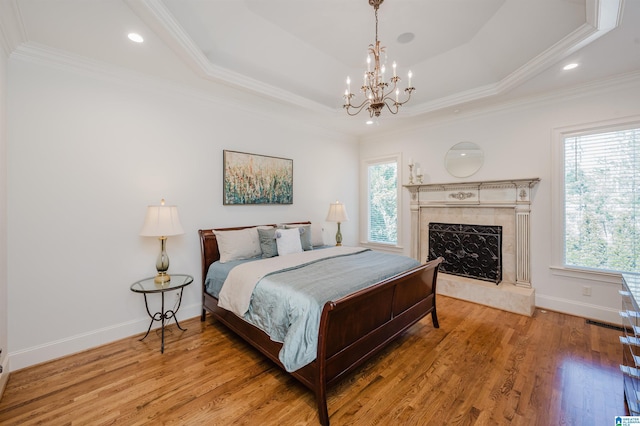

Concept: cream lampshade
[[140, 199, 184, 284], [326, 201, 349, 246]]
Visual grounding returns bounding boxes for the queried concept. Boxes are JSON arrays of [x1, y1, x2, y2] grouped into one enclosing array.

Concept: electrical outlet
[[582, 286, 592, 296]]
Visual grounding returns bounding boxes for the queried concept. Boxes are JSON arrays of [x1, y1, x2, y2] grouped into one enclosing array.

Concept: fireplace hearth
[[428, 222, 502, 284]]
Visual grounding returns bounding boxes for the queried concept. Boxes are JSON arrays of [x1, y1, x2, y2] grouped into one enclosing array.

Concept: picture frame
[[223, 150, 293, 205]]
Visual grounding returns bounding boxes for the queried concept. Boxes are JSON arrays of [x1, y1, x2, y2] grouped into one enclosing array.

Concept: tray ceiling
[[1, 0, 638, 133]]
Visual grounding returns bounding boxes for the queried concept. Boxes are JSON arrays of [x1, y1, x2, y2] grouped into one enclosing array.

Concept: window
[[364, 156, 399, 245], [560, 123, 640, 274]]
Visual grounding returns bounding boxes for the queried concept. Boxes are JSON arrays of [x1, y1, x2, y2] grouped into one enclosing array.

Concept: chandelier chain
[[374, 6, 378, 45]]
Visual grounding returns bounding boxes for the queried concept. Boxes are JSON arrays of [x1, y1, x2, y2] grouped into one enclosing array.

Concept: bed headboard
[[198, 222, 311, 289]]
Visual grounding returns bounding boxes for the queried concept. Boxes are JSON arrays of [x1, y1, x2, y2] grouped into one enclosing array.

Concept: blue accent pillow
[[258, 228, 278, 258], [286, 225, 313, 251]]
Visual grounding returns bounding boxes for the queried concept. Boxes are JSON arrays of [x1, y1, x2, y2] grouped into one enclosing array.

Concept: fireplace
[[428, 222, 502, 284], [405, 178, 539, 316]]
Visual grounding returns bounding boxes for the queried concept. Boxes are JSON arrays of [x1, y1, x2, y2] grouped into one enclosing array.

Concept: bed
[[198, 222, 443, 425]]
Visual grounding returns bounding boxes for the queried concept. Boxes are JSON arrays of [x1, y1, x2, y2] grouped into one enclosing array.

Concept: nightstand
[[130, 274, 193, 353]]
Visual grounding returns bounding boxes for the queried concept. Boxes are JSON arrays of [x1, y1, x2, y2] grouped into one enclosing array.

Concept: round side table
[[130, 274, 193, 353]]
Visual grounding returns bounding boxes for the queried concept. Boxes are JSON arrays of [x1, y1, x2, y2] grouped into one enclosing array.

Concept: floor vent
[[586, 319, 625, 332]]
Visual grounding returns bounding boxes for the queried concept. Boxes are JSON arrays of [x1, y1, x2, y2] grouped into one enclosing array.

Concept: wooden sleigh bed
[[199, 223, 443, 425]]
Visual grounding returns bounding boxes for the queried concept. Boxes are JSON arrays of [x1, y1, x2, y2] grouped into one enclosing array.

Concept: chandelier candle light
[[343, 0, 415, 118]]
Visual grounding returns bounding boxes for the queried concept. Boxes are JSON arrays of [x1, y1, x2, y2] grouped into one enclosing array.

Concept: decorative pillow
[[287, 223, 325, 247], [310, 224, 325, 247], [275, 228, 303, 256], [214, 227, 261, 263], [258, 227, 278, 258], [285, 224, 313, 251]]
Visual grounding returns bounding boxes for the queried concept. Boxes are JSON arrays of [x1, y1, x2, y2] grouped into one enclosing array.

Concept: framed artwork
[[223, 150, 293, 205]]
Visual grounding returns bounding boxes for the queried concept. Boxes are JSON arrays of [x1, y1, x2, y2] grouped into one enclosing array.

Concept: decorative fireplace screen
[[428, 222, 502, 284]]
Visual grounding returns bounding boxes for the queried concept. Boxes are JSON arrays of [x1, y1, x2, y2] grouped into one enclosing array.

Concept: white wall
[[6, 56, 358, 370], [360, 75, 640, 324], [0, 31, 10, 394]]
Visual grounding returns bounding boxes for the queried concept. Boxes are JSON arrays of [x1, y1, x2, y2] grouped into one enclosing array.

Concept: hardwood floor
[[0, 295, 626, 425]]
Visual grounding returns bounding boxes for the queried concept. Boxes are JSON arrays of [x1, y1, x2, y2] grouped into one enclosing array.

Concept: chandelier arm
[[397, 88, 414, 106], [382, 100, 400, 115], [345, 96, 371, 110], [343, 101, 371, 116], [382, 87, 414, 106], [379, 82, 399, 103]]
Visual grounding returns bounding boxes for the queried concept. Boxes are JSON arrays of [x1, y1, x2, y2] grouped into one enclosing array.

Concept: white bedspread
[[217, 246, 365, 316]]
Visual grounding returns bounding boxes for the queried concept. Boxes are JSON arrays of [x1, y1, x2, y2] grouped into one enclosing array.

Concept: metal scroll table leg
[[160, 291, 165, 353], [139, 292, 168, 353], [163, 288, 187, 333], [139, 293, 157, 342], [139, 289, 187, 353]]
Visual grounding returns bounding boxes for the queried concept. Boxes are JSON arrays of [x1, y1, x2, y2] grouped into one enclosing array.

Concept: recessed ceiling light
[[128, 33, 144, 43], [563, 63, 578, 71], [366, 120, 374, 125]]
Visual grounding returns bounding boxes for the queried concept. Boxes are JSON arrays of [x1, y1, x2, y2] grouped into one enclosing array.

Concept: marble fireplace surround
[[405, 178, 540, 316]]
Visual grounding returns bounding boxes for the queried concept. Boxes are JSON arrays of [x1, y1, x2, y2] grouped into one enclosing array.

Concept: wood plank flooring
[[0, 295, 627, 425]]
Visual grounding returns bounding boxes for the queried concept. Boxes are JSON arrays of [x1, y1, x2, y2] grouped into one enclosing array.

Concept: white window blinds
[[564, 126, 640, 273], [368, 161, 397, 244]]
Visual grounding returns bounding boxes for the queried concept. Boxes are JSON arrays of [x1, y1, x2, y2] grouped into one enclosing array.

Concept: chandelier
[[343, 0, 414, 119]]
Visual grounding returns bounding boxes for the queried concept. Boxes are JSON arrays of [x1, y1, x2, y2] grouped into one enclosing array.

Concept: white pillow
[[214, 227, 261, 263], [275, 228, 303, 256]]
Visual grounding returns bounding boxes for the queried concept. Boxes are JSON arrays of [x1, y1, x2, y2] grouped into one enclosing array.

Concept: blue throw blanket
[[207, 249, 420, 372]]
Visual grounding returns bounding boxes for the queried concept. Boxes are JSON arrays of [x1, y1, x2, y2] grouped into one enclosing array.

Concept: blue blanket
[[206, 249, 420, 372]]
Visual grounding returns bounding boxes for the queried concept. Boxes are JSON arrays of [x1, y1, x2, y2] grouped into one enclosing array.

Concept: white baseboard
[[8, 303, 203, 371], [535, 294, 622, 325]]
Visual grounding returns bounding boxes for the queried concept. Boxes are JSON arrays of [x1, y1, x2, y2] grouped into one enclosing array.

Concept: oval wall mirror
[[445, 142, 484, 178]]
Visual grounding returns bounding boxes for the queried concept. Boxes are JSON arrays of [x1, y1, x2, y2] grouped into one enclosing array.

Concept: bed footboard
[[314, 256, 443, 425]]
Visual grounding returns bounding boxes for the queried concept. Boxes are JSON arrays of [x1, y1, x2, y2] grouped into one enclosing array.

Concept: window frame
[[360, 153, 403, 253], [551, 115, 640, 284]]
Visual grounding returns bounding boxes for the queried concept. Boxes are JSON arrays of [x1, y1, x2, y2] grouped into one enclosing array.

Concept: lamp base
[[154, 273, 170, 284]]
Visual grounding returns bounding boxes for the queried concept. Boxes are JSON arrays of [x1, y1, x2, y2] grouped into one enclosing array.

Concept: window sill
[[359, 241, 404, 254], [549, 265, 623, 285]]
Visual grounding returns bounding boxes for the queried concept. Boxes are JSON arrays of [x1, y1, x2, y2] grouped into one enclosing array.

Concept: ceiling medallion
[[343, 0, 414, 119]]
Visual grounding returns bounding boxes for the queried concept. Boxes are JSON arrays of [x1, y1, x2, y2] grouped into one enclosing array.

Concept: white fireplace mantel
[[404, 178, 540, 316], [404, 178, 540, 206]]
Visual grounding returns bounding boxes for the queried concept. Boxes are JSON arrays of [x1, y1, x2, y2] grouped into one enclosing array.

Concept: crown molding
[[8, 42, 271, 116], [124, 0, 333, 114], [405, 0, 623, 118], [361, 69, 640, 143], [10, 42, 353, 140], [0, 0, 27, 56], [463, 69, 640, 122]]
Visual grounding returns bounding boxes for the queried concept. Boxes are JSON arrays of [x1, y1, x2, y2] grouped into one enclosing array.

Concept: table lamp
[[326, 201, 349, 246], [140, 199, 184, 283]]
